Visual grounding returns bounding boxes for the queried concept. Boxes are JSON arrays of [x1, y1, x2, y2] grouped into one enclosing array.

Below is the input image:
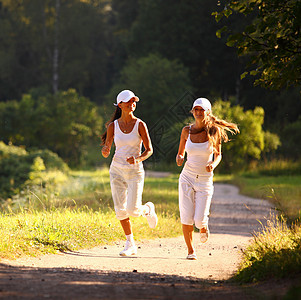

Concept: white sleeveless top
[[112, 118, 143, 169], [183, 131, 214, 177]]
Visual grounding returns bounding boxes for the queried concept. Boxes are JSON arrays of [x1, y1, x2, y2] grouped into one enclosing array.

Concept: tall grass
[[234, 214, 301, 283], [0, 169, 182, 259]]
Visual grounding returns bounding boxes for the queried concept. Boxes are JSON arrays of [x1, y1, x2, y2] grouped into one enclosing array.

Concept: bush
[[0, 142, 69, 200], [234, 215, 301, 283], [0, 141, 26, 158], [28, 149, 69, 172]]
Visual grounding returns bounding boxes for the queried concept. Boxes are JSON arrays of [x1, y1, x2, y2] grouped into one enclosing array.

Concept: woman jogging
[[176, 98, 239, 260], [101, 89, 158, 256]]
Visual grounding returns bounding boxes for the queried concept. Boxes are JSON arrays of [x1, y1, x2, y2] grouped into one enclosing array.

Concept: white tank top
[[112, 118, 143, 169], [183, 131, 214, 177]]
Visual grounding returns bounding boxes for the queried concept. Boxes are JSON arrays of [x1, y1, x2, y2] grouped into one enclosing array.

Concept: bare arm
[[206, 142, 222, 172], [101, 122, 114, 158], [127, 121, 153, 164], [176, 126, 189, 166]]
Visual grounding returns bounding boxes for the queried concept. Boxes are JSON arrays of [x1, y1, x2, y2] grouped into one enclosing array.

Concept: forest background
[[0, 0, 300, 202]]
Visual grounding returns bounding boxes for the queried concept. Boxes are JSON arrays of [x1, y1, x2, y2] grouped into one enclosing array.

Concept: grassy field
[[229, 175, 301, 222], [0, 169, 182, 259]]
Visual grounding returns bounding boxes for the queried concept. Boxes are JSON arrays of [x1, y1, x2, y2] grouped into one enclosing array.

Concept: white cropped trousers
[[179, 169, 214, 229], [109, 162, 145, 220]]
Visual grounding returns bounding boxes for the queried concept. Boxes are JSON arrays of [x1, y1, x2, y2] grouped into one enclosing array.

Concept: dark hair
[[100, 106, 122, 145]]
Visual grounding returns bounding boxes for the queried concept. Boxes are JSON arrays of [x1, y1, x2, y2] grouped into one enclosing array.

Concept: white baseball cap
[[114, 90, 139, 106], [192, 98, 211, 111]]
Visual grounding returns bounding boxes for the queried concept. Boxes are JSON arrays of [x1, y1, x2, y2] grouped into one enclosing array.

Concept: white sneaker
[[186, 253, 197, 260], [119, 241, 137, 256], [200, 227, 209, 243], [144, 202, 158, 228]]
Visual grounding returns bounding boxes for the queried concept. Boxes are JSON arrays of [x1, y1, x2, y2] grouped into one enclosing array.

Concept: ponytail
[[100, 106, 122, 145]]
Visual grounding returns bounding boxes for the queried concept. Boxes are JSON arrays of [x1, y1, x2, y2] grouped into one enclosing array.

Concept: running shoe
[[144, 202, 158, 228], [200, 227, 210, 243], [119, 240, 137, 256], [186, 253, 197, 260]]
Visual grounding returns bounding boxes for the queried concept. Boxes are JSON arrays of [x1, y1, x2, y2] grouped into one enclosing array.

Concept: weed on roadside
[[234, 214, 301, 283]]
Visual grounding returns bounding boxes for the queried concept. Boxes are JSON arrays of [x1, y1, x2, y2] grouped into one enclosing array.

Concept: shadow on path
[[0, 263, 285, 300]]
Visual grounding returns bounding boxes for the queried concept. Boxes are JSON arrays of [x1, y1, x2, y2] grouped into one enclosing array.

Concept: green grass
[[234, 215, 301, 283], [230, 175, 301, 222], [0, 169, 182, 259], [216, 160, 301, 285]]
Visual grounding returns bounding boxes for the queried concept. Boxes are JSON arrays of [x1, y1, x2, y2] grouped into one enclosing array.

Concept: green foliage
[[159, 118, 193, 164], [0, 0, 299, 164], [0, 141, 27, 158], [28, 149, 69, 172], [210, 101, 267, 170], [214, 0, 301, 90], [0, 0, 109, 101], [117, 0, 242, 99], [234, 215, 301, 283], [263, 131, 281, 157], [281, 117, 301, 159], [0, 142, 69, 200], [105, 53, 193, 126], [0, 89, 103, 165]]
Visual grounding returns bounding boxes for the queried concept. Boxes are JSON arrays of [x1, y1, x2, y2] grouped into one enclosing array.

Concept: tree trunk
[[52, 0, 60, 94]]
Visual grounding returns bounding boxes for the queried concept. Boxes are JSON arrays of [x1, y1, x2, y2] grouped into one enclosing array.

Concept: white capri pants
[[109, 162, 145, 220], [179, 170, 214, 229]]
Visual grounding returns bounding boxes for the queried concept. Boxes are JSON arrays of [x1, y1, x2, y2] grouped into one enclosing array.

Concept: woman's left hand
[[127, 156, 137, 164], [206, 162, 214, 172]]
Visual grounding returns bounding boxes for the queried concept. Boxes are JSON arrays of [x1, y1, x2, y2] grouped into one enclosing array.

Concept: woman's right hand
[[176, 154, 184, 166], [102, 145, 110, 158]]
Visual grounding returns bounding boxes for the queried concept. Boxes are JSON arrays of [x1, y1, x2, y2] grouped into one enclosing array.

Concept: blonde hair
[[205, 112, 239, 155]]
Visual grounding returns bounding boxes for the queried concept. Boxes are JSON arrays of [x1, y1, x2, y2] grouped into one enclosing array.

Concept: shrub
[[234, 215, 301, 283], [0, 142, 69, 200], [28, 149, 69, 172]]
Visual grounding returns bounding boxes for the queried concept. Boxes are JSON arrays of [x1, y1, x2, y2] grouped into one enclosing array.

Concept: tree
[[0, 0, 110, 102], [214, 0, 301, 90], [213, 100, 267, 169], [104, 53, 193, 127], [111, 0, 243, 100], [0, 89, 103, 165]]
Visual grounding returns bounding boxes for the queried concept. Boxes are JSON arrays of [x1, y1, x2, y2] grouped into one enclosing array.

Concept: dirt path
[[1, 183, 289, 299]]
